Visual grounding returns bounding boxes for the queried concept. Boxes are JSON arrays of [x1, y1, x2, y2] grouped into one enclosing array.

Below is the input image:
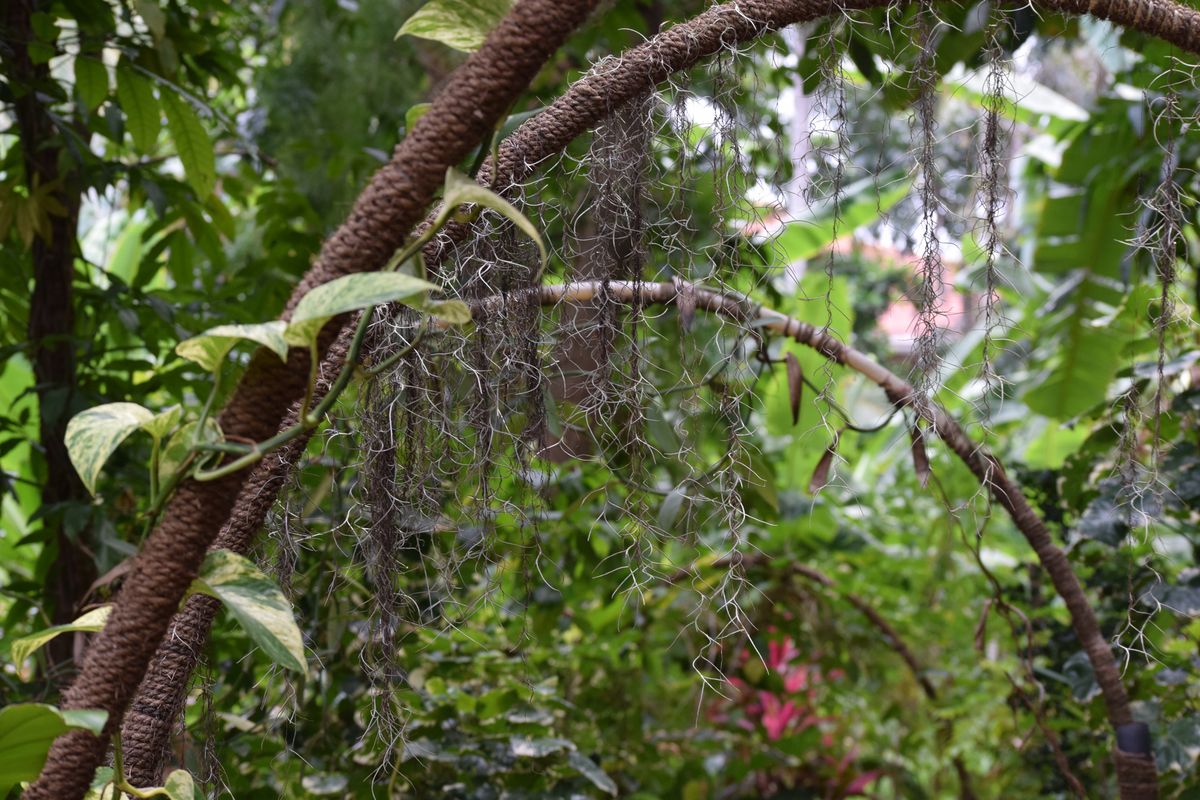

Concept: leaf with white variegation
[[142, 405, 183, 443], [436, 168, 546, 268], [176, 321, 290, 372], [159, 769, 200, 800], [396, 0, 512, 52], [285, 273, 439, 347], [11, 606, 112, 665], [189, 550, 306, 673], [66, 402, 155, 494]]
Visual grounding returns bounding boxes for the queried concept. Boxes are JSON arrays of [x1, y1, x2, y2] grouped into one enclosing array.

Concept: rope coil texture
[[24, 1, 599, 797], [107, 0, 1200, 797]]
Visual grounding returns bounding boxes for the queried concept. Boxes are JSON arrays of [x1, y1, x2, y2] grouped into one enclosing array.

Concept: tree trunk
[[4, 0, 93, 677]]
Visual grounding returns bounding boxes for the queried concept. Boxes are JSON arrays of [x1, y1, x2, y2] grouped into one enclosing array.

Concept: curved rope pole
[[425, 0, 1200, 269], [22, 2, 600, 797], [486, 280, 1159, 797], [116, 0, 1199, 793]]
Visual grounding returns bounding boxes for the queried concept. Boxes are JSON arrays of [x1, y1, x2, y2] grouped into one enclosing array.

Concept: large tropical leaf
[[0, 705, 108, 797], [189, 550, 306, 673], [769, 173, 911, 264]]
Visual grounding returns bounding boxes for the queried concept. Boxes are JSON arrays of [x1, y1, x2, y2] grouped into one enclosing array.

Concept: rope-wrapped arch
[[112, 1, 1200, 798]]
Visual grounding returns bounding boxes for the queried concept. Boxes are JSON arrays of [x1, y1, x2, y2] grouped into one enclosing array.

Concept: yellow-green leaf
[[189, 550, 306, 674], [74, 56, 109, 111], [176, 321, 289, 372], [770, 173, 910, 264], [66, 402, 154, 494], [11, 606, 112, 665], [405, 102, 431, 133], [160, 769, 199, 800], [286, 272, 439, 347], [421, 299, 472, 325], [115, 65, 160, 153], [83, 766, 116, 800], [158, 418, 222, 488], [396, 0, 512, 52], [435, 168, 545, 268], [161, 89, 215, 199], [141, 405, 182, 443]]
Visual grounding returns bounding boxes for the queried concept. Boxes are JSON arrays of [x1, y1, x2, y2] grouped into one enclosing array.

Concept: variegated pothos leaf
[[66, 402, 155, 494]]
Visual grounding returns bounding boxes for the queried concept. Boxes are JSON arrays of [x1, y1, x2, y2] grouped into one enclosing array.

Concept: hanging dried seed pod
[[809, 430, 841, 494], [910, 421, 931, 488], [785, 351, 804, 426], [673, 274, 696, 332]]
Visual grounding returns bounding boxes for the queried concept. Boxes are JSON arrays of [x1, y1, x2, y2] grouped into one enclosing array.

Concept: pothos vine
[[48, 168, 543, 800]]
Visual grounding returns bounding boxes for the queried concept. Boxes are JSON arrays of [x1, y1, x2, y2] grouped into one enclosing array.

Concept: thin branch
[[469, 280, 1138, 743]]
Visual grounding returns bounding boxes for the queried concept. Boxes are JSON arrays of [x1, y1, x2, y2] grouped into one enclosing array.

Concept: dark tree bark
[[3, 0, 94, 676]]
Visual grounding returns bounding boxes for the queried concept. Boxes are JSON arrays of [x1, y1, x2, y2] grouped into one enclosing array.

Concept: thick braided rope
[[118, 333, 350, 786], [476, 0, 1200, 219], [1114, 749, 1161, 800], [115, 0, 1200, 793], [426, 0, 1200, 270], [23, 2, 599, 798]]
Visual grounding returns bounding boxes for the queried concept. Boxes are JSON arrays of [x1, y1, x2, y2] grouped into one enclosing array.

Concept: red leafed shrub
[[708, 631, 883, 798]]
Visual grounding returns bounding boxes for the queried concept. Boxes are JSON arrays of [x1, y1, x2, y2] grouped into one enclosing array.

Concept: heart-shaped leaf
[[189, 550, 306, 673], [435, 168, 546, 268], [66, 402, 155, 494], [421, 298, 473, 325], [160, 769, 199, 800]]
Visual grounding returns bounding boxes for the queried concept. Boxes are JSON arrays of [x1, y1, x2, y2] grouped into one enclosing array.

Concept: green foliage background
[[1, 0, 1199, 798]]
